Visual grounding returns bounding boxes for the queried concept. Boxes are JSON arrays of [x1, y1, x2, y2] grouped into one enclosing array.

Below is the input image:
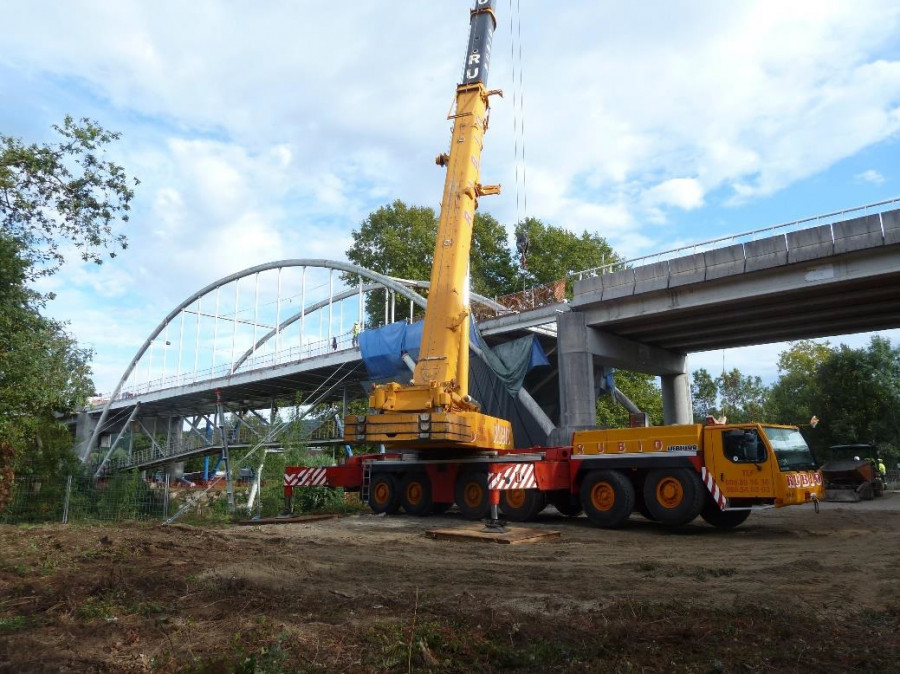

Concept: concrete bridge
[[76, 199, 900, 473]]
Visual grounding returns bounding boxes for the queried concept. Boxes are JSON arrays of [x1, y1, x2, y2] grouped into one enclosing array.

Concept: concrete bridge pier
[[661, 372, 693, 426], [552, 312, 694, 442]]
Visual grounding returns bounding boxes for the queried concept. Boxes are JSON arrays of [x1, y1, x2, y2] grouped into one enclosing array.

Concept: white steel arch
[[82, 259, 509, 461]]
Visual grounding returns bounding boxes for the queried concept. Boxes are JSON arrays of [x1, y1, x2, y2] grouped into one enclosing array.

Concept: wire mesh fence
[[1, 473, 166, 524], [1, 449, 357, 526]]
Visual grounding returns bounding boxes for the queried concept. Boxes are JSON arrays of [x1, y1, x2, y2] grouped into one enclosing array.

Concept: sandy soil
[[1, 495, 899, 672]]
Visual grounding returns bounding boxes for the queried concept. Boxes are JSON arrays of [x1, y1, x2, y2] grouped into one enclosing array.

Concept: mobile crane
[[283, 1, 824, 529]]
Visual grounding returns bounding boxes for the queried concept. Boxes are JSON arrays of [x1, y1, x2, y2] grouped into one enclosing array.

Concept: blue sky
[[2, 0, 899, 393]]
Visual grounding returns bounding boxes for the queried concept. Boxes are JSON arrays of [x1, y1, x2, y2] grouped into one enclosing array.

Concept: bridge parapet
[[573, 204, 900, 303]]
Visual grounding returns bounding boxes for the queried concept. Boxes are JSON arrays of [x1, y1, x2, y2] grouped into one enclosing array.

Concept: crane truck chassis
[[285, 422, 824, 529]]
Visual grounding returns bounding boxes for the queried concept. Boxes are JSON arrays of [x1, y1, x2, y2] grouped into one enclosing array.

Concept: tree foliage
[[514, 217, 619, 288], [690, 367, 768, 423], [1, 116, 137, 278], [596, 370, 663, 428], [345, 202, 621, 326], [346, 200, 519, 325], [0, 235, 95, 502], [815, 337, 900, 460], [691, 368, 719, 421], [765, 341, 833, 427], [0, 118, 136, 508]]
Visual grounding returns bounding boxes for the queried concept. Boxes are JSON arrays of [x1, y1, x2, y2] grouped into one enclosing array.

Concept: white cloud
[[856, 169, 886, 185], [5, 0, 900, 391], [644, 178, 705, 211]]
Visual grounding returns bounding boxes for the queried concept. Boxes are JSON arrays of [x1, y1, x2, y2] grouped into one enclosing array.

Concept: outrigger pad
[[425, 525, 560, 545]]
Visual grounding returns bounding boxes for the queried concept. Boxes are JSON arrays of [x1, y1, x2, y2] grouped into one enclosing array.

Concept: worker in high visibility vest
[[352, 322, 361, 348]]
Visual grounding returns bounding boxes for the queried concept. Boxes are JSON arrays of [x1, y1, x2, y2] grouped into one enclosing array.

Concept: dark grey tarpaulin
[[470, 321, 549, 394], [358, 320, 552, 447], [468, 353, 549, 448]]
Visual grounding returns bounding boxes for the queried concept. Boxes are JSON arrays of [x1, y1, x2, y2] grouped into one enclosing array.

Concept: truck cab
[[703, 423, 823, 508]]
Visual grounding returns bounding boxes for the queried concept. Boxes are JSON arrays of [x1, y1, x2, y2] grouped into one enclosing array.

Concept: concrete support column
[[552, 312, 597, 444], [661, 372, 693, 425]]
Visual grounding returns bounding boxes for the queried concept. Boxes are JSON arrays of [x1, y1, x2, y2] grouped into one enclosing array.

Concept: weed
[[74, 597, 117, 622], [0, 616, 28, 633]]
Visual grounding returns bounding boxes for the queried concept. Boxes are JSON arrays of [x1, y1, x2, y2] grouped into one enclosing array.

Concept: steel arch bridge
[[78, 259, 531, 477]]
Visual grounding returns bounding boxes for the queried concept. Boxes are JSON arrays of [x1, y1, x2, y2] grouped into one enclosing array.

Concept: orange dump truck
[[284, 421, 824, 530]]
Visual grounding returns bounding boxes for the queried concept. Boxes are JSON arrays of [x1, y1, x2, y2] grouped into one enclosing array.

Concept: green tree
[[1, 116, 137, 278], [0, 235, 95, 504], [470, 211, 518, 298], [345, 200, 517, 326], [514, 217, 620, 288], [817, 337, 900, 461], [691, 368, 719, 421], [0, 118, 136, 509], [716, 368, 768, 423], [766, 340, 833, 432], [596, 370, 663, 428]]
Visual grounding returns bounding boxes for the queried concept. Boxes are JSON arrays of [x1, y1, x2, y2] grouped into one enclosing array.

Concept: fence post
[[163, 473, 170, 520], [62, 475, 73, 524]]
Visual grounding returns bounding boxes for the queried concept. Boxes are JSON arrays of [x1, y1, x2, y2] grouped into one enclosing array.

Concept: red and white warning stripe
[[283, 467, 329, 487], [488, 463, 538, 491], [700, 467, 727, 511]]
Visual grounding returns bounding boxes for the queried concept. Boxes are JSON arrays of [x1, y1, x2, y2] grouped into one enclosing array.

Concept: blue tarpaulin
[[359, 319, 546, 392], [357, 319, 551, 446], [357, 321, 423, 381]]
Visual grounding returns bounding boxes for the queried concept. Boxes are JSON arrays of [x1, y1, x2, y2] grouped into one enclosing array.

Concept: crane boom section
[[415, 0, 499, 398]]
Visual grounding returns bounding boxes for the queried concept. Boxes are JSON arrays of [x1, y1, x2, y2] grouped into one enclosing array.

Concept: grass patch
[[0, 616, 29, 633]]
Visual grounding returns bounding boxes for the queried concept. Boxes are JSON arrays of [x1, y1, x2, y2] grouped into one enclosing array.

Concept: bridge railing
[[106, 329, 359, 403], [571, 196, 900, 280]]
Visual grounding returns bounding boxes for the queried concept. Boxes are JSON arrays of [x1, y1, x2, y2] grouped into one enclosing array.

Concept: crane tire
[[547, 490, 583, 517], [700, 502, 751, 529], [499, 489, 545, 522], [643, 468, 704, 526], [580, 470, 635, 528], [454, 472, 491, 520], [368, 473, 401, 514], [399, 472, 433, 516]]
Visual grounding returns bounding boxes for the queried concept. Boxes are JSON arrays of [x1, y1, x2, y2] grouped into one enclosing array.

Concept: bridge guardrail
[[572, 197, 900, 281]]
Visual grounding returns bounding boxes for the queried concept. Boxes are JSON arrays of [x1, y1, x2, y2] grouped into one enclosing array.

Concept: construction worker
[[876, 457, 887, 479], [352, 322, 361, 347]]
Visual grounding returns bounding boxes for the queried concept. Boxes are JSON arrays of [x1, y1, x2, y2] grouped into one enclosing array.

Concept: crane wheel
[[499, 489, 546, 522], [579, 470, 634, 528], [454, 472, 490, 520], [369, 473, 401, 514], [643, 469, 704, 526], [399, 472, 433, 516], [547, 490, 582, 517], [700, 502, 751, 529]]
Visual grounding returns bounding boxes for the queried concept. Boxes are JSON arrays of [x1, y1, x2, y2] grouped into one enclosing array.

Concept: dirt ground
[[1, 495, 899, 673]]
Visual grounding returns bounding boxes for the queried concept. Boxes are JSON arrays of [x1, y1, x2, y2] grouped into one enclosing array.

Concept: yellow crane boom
[[346, 0, 514, 452]]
